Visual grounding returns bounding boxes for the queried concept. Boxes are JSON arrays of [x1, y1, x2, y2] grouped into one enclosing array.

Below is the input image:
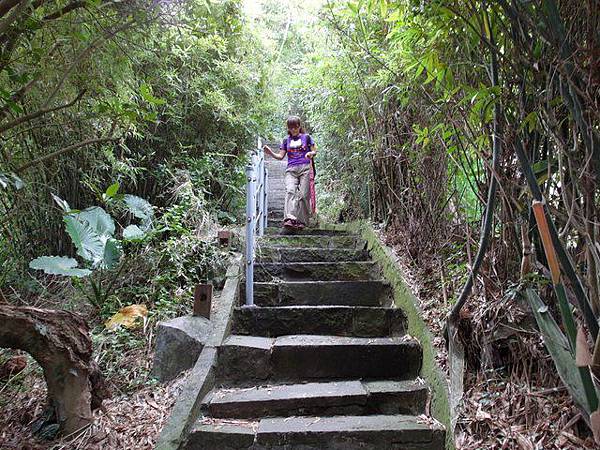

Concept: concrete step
[[232, 305, 406, 337], [251, 280, 393, 307], [186, 414, 445, 449], [264, 227, 349, 236], [256, 247, 370, 263], [216, 335, 422, 384], [268, 211, 284, 220], [260, 235, 365, 249], [203, 379, 428, 419], [255, 261, 379, 282]]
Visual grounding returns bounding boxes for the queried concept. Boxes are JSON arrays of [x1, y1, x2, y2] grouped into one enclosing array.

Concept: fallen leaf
[[105, 304, 148, 330]]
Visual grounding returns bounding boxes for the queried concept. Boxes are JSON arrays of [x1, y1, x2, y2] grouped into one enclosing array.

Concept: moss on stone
[[261, 235, 363, 249]]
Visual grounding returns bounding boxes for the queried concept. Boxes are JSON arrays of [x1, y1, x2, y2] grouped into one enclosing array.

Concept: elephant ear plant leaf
[[29, 189, 154, 308], [64, 214, 106, 265], [122, 194, 155, 241], [29, 256, 91, 278]]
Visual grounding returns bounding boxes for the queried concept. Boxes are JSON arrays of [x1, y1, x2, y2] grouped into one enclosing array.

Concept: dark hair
[[286, 115, 304, 135]]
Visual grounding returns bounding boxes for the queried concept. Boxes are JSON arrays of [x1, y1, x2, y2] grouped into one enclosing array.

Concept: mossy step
[[202, 379, 428, 419], [255, 261, 380, 282], [186, 414, 445, 450], [250, 280, 392, 307], [260, 235, 365, 249], [232, 305, 406, 337], [264, 227, 350, 236], [256, 247, 370, 263], [216, 334, 423, 384]]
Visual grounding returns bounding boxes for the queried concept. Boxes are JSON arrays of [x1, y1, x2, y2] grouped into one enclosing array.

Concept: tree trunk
[[0, 304, 109, 435]]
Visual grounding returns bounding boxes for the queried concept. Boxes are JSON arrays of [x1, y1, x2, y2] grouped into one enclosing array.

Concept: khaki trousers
[[284, 163, 311, 225]]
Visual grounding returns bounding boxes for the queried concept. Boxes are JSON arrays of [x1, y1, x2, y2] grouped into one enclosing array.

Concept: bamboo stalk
[[531, 200, 598, 412], [514, 140, 599, 340]]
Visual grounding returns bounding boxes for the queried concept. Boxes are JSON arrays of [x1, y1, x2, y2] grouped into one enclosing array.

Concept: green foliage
[[28, 256, 91, 278], [0, 0, 274, 292], [28, 192, 154, 307]]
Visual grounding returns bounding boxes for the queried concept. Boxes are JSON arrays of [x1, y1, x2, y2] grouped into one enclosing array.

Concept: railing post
[[245, 153, 256, 306], [256, 137, 264, 237], [245, 136, 269, 307], [257, 155, 265, 237], [263, 167, 269, 231]]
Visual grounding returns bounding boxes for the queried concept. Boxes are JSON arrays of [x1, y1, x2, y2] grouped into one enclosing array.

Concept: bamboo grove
[[296, 0, 600, 438]]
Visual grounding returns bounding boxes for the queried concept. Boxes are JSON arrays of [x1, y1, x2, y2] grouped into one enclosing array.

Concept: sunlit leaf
[[105, 182, 120, 198], [105, 304, 148, 330]]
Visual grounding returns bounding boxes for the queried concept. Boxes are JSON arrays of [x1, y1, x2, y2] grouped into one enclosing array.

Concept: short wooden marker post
[[218, 230, 232, 247], [193, 283, 212, 319]]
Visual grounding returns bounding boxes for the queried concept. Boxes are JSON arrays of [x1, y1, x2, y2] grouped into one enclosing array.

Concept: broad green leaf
[[77, 207, 115, 237], [124, 194, 154, 222], [29, 256, 91, 277], [64, 215, 104, 264], [123, 224, 146, 241], [102, 238, 122, 270]]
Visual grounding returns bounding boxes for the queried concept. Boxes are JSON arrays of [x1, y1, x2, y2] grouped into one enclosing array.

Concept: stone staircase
[[182, 220, 445, 447]]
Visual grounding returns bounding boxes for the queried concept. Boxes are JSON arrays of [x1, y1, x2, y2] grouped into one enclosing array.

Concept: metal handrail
[[245, 136, 268, 306]]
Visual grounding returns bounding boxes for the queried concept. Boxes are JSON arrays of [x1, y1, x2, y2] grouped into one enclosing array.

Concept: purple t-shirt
[[281, 133, 315, 167]]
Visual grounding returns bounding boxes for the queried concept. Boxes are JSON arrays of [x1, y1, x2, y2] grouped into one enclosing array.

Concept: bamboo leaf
[[525, 289, 592, 412]]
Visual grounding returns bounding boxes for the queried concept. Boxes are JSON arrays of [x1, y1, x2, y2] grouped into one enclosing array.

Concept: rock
[[152, 316, 213, 382]]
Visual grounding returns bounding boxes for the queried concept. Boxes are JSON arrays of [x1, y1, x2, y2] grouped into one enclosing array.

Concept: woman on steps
[[263, 116, 317, 231]]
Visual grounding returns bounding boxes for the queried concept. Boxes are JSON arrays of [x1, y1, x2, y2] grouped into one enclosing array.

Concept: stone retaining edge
[[155, 254, 243, 450], [325, 220, 454, 450]]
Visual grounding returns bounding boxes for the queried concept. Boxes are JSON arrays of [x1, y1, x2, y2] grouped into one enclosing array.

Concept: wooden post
[[193, 284, 212, 319], [218, 230, 232, 247]]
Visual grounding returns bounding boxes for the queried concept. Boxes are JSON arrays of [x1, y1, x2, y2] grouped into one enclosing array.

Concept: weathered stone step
[[186, 414, 445, 449], [256, 247, 370, 263], [268, 212, 284, 221], [260, 235, 365, 249], [264, 227, 349, 236], [203, 379, 428, 419], [216, 335, 422, 384], [251, 280, 393, 307], [233, 305, 406, 337], [255, 261, 379, 282]]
